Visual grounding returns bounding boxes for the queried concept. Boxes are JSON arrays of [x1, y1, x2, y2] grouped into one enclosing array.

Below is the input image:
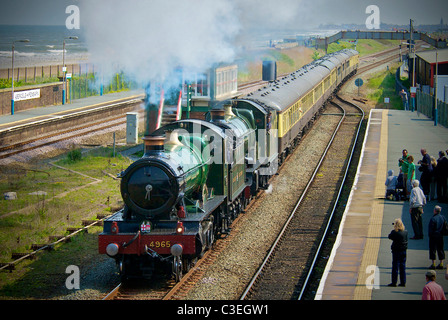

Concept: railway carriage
[[234, 49, 358, 164], [98, 49, 359, 281]]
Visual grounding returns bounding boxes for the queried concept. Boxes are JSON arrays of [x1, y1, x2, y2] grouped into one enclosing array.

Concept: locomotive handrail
[[122, 230, 140, 248]]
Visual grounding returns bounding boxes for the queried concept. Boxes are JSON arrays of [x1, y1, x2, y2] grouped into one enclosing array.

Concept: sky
[[1, 0, 446, 92], [0, 0, 446, 28]]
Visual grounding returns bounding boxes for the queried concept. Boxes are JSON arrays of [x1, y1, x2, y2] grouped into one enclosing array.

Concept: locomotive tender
[[98, 49, 359, 281]]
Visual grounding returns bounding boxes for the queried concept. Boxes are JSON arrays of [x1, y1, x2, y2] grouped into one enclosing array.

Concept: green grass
[[0, 228, 104, 299], [0, 77, 61, 89], [0, 146, 136, 296], [0, 147, 132, 267], [328, 39, 401, 57], [262, 50, 295, 67], [366, 64, 403, 109]]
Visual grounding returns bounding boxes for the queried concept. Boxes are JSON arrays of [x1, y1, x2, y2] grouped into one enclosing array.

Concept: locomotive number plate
[[149, 241, 171, 248]]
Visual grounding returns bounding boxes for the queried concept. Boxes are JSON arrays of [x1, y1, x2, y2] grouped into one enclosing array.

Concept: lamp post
[[11, 39, 30, 115], [62, 36, 78, 105]]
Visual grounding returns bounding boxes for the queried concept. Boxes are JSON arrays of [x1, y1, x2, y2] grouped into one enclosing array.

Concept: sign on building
[[14, 89, 40, 102]]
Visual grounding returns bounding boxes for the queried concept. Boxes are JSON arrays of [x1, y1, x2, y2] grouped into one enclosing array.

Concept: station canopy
[[416, 48, 448, 64]]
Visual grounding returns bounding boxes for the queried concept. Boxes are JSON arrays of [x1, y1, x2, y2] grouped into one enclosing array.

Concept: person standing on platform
[[388, 218, 408, 287], [409, 180, 426, 240], [399, 89, 409, 111], [418, 148, 433, 199], [407, 155, 416, 196], [428, 205, 446, 269], [436, 151, 448, 203], [422, 270, 446, 300], [429, 156, 438, 201], [398, 149, 409, 198]]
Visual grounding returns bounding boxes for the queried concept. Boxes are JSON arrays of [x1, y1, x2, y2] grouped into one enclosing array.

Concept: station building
[[414, 48, 448, 102], [182, 64, 238, 114]]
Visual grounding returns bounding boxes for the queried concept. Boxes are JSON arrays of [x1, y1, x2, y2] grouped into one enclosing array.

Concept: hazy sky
[[0, 0, 446, 28]]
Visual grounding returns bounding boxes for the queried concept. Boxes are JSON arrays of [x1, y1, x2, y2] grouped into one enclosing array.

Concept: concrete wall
[[0, 82, 63, 116]]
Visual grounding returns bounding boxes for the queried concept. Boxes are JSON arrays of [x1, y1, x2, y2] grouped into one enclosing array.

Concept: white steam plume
[[79, 0, 306, 89]]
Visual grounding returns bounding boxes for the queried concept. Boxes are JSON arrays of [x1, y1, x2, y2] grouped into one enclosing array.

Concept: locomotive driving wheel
[[173, 256, 183, 282]]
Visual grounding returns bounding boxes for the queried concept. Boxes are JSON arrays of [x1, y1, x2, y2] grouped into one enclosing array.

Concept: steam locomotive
[[98, 49, 359, 281]]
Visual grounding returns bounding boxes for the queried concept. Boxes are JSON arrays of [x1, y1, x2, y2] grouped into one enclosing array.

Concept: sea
[[0, 24, 340, 70], [0, 25, 88, 69]]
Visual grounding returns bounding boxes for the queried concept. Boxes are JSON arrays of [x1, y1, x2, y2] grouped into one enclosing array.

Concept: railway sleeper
[[11, 252, 36, 260], [0, 263, 15, 272], [31, 244, 54, 251]]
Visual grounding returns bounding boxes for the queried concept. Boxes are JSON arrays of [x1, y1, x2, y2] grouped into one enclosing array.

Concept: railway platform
[[316, 108, 448, 300], [0, 89, 144, 131]]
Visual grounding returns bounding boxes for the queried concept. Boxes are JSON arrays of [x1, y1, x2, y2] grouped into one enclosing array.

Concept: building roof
[[416, 48, 448, 64]]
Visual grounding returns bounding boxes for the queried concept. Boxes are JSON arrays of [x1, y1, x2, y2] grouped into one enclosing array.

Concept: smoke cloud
[[79, 0, 305, 90]]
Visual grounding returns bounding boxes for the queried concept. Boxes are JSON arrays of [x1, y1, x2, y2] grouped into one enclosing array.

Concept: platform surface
[[316, 109, 448, 300], [0, 89, 144, 131]]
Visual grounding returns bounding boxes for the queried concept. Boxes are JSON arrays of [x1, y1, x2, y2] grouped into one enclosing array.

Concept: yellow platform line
[[354, 110, 388, 299]]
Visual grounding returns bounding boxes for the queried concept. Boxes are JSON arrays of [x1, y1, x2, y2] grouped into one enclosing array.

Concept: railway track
[[102, 184, 270, 300], [0, 116, 129, 160], [0, 97, 143, 161], [237, 44, 406, 97], [0, 44, 395, 299], [1, 44, 403, 161], [0, 213, 111, 273], [101, 47, 396, 301], [239, 95, 364, 300]]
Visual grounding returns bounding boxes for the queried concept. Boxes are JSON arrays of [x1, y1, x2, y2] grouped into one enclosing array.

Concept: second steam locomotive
[[98, 49, 359, 281]]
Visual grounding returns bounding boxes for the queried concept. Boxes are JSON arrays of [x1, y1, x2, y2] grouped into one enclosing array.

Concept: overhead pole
[[410, 19, 416, 112]]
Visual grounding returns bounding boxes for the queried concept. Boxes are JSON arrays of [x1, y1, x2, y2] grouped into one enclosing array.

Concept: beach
[[0, 24, 88, 69]]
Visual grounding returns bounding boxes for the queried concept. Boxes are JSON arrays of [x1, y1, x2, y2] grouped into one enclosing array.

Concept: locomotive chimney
[[209, 109, 225, 122], [142, 136, 165, 156]]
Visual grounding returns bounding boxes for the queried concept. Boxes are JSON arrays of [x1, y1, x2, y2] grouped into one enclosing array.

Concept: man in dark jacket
[[428, 205, 447, 269], [436, 151, 448, 202], [388, 218, 408, 287], [418, 148, 433, 198]]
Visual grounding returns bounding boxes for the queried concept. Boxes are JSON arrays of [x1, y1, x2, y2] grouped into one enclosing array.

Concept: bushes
[[66, 149, 82, 162]]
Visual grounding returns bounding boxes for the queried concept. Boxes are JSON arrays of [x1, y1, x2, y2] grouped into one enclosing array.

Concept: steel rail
[[240, 101, 347, 300], [297, 95, 364, 300], [0, 215, 110, 272]]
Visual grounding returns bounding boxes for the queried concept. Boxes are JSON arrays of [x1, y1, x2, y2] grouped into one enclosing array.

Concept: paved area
[[316, 109, 448, 300], [0, 89, 144, 129]]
